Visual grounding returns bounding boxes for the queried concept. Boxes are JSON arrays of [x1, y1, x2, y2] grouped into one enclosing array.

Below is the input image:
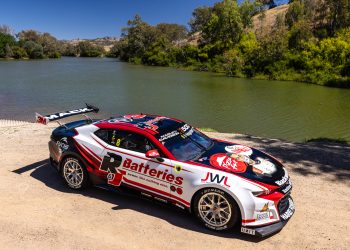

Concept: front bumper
[[241, 195, 295, 237]]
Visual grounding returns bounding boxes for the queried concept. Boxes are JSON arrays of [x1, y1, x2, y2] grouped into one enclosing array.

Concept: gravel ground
[[0, 120, 349, 250]]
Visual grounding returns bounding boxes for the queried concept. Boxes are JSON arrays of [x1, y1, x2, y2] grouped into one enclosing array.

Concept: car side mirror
[[145, 149, 164, 162], [146, 149, 160, 158]]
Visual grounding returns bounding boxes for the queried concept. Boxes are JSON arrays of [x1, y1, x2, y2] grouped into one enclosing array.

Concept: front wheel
[[193, 188, 240, 231], [61, 157, 89, 190]]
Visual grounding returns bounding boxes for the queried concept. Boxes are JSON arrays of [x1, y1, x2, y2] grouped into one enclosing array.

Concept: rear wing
[[35, 103, 99, 125]]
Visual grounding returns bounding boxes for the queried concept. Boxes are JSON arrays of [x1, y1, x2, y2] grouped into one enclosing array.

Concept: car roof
[[95, 114, 187, 139]]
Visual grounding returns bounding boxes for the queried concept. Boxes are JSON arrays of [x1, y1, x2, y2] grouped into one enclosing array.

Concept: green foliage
[[4, 44, 13, 58], [189, 6, 212, 33], [14, 29, 62, 59], [62, 44, 78, 57], [155, 23, 188, 42], [113, 0, 350, 88], [23, 41, 44, 59], [106, 43, 120, 58], [78, 41, 104, 57], [11, 46, 28, 59], [142, 38, 172, 66], [0, 32, 15, 57], [285, 0, 305, 28], [199, 127, 219, 132]]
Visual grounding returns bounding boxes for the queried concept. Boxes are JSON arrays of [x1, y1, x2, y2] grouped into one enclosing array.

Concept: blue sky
[[0, 0, 287, 40]]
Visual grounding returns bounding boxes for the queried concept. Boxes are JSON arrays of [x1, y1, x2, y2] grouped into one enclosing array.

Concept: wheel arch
[[59, 151, 88, 172], [189, 185, 244, 223]]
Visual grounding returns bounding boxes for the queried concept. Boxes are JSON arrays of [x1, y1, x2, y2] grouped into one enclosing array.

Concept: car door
[[101, 129, 173, 198]]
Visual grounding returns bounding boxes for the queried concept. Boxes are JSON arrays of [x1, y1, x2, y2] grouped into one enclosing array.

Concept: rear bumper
[[241, 196, 295, 237]]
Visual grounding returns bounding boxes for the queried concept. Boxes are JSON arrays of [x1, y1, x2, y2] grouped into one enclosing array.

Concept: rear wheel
[[61, 157, 89, 190], [193, 188, 239, 231]]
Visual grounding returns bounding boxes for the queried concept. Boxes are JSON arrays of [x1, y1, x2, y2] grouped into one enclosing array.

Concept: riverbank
[[128, 60, 350, 89], [0, 120, 349, 249]]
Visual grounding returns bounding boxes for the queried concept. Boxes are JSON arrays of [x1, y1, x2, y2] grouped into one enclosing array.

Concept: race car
[[36, 104, 295, 237]]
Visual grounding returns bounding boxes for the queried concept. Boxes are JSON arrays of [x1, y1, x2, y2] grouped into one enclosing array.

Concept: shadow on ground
[[228, 134, 350, 182], [12, 159, 268, 243]]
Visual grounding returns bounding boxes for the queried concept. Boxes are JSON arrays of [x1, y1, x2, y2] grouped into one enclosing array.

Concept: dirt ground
[[0, 120, 349, 250]]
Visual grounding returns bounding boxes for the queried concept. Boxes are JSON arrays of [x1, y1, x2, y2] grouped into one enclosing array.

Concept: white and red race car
[[36, 105, 295, 237]]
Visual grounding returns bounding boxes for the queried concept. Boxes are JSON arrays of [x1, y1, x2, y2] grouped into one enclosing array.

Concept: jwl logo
[[201, 172, 230, 187]]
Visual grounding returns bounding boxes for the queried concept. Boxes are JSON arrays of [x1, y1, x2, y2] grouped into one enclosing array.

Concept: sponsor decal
[[282, 182, 292, 194], [136, 116, 167, 132], [198, 157, 208, 162], [260, 203, 269, 212], [225, 145, 253, 156], [123, 158, 183, 185], [170, 185, 183, 194], [227, 153, 277, 175], [256, 212, 269, 221], [45, 108, 94, 121], [201, 172, 230, 188], [280, 198, 295, 220], [241, 227, 256, 235], [252, 158, 277, 175], [35, 113, 49, 125], [228, 153, 255, 165], [99, 152, 126, 186], [147, 150, 160, 158], [124, 114, 146, 119], [209, 153, 247, 173], [56, 137, 69, 153], [108, 117, 133, 123], [174, 164, 182, 173], [159, 124, 191, 141], [275, 170, 289, 186]]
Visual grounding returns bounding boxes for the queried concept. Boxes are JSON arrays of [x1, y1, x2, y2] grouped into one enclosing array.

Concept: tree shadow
[[12, 159, 271, 243], [225, 134, 350, 183]]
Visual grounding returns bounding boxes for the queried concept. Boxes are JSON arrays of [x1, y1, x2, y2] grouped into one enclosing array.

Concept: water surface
[[1, 57, 349, 142]]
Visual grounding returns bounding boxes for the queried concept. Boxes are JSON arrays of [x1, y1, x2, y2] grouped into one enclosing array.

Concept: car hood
[[192, 139, 288, 187]]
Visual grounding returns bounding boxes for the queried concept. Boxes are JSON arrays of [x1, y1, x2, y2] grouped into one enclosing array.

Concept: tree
[[285, 0, 305, 28], [189, 6, 212, 33], [201, 0, 244, 49], [18, 30, 41, 43], [106, 43, 121, 58], [11, 46, 28, 59], [0, 33, 15, 57], [23, 41, 44, 59], [62, 43, 78, 56], [155, 23, 188, 42], [0, 25, 12, 35], [120, 14, 158, 61], [323, 0, 350, 35], [257, 0, 276, 9], [239, 0, 262, 29], [39, 32, 61, 58], [78, 41, 104, 57], [4, 44, 13, 58]]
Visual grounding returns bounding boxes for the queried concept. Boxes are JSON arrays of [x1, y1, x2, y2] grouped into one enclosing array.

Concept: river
[[0, 57, 349, 142]]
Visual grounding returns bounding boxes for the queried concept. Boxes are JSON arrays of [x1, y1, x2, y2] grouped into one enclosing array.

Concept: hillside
[[251, 4, 289, 34]]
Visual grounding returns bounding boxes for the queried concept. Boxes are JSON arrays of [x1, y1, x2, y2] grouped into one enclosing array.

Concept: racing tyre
[[193, 188, 239, 231], [61, 157, 89, 190]]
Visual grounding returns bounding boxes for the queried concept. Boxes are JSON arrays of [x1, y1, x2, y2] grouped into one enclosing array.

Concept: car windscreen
[[161, 127, 213, 161]]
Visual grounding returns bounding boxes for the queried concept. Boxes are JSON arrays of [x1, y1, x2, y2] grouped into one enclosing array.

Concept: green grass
[[199, 127, 219, 132]]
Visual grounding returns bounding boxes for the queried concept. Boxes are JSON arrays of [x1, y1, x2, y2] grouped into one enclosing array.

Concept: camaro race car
[[36, 104, 295, 237]]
